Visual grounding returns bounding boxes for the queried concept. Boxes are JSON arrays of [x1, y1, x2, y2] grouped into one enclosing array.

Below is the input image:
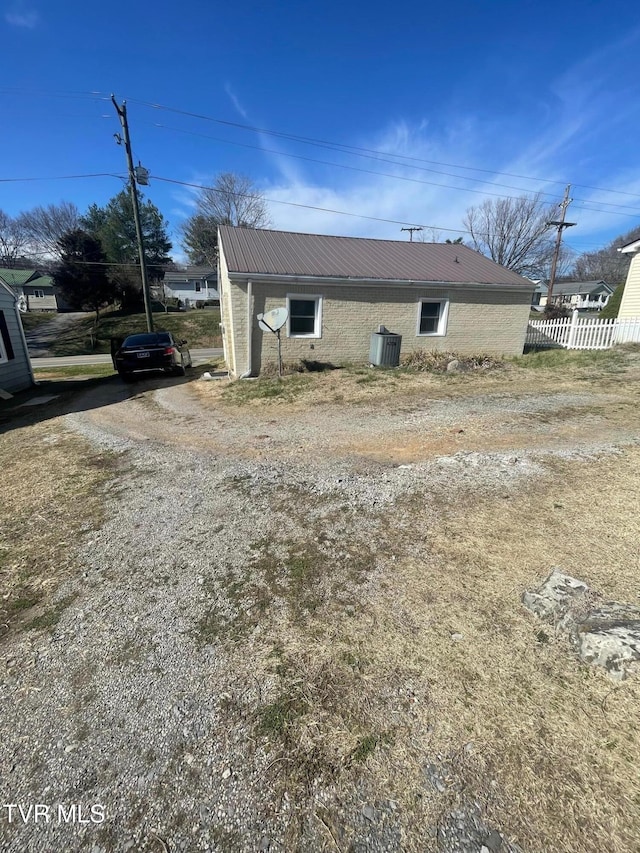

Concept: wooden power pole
[[546, 184, 576, 308], [401, 226, 423, 242], [111, 96, 154, 334]]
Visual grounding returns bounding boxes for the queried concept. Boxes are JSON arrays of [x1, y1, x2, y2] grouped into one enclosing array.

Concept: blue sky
[[2, 0, 640, 262]]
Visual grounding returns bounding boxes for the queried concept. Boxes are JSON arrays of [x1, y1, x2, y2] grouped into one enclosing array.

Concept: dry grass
[[0, 420, 118, 636], [196, 346, 640, 414], [245, 446, 640, 851]]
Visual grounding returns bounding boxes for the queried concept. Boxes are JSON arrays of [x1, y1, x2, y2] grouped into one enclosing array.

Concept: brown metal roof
[[219, 225, 532, 286]]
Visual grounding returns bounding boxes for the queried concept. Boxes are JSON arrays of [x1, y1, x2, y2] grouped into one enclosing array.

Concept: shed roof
[[219, 226, 532, 286], [0, 268, 42, 287], [24, 275, 54, 289]]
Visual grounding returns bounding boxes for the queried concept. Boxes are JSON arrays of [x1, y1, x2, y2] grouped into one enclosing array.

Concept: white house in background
[[618, 239, 640, 319], [550, 280, 614, 310], [0, 279, 34, 394], [162, 267, 219, 306]]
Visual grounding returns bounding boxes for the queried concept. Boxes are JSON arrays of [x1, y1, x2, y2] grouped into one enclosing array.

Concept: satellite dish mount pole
[[276, 327, 283, 378]]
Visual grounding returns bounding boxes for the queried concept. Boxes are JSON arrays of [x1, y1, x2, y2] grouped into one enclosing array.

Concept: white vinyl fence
[[526, 311, 640, 350]]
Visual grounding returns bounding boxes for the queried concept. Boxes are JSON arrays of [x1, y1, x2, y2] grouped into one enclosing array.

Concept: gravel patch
[[2, 378, 637, 852]]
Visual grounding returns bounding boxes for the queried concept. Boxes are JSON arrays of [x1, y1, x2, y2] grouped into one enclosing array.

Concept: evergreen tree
[[54, 230, 114, 321], [82, 187, 172, 309]]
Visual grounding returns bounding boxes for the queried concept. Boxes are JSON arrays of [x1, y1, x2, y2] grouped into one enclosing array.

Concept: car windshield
[[123, 333, 172, 347]]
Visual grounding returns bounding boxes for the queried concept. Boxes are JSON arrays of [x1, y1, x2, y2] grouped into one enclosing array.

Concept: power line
[[146, 121, 640, 215], [151, 174, 472, 235], [0, 172, 125, 183], [3, 87, 640, 205], [124, 95, 640, 204]]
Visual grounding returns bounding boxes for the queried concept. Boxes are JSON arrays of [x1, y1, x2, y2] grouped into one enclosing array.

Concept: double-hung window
[[417, 298, 449, 336], [32, 289, 45, 299], [287, 295, 322, 338]]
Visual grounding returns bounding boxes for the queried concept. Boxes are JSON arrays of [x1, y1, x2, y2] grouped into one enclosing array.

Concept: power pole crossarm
[[401, 226, 423, 242], [546, 184, 576, 307], [111, 95, 154, 334]]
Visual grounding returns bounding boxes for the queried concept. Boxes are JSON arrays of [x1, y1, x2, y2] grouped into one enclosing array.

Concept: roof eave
[[227, 270, 532, 291]]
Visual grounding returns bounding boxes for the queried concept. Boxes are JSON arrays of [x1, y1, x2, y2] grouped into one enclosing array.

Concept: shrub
[[600, 283, 625, 320], [400, 350, 505, 373]]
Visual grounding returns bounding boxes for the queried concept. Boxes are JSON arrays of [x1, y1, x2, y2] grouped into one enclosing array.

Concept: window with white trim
[[32, 289, 45, 298], [417, 298, 449, 336], [286, 295, 322, 338], [0, 310, 13, 364]]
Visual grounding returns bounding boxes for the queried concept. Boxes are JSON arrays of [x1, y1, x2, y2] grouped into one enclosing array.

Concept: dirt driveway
[[2, 355, 640, 852]]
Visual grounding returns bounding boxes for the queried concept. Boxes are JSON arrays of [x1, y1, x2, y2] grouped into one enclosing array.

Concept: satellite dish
[[258, 306, 288, 333]]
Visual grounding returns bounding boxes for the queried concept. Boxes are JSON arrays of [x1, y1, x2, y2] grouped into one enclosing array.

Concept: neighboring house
[[0, 279, 34, 394], [162, 267, 219, 306], [0, 268, 59, 312], [618, 238, 640, 319], [530, 279, 548, 309], [217, 225, 535, 378], [549, 280, 613, 310]]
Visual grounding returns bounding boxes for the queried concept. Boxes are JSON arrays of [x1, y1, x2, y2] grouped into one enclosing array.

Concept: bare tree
[[0, 210, 30, 267], [19, 201, 80, 261], [181, 173, 271, 266], [463, 193, 558, 277], [573, 225, 640, 286]]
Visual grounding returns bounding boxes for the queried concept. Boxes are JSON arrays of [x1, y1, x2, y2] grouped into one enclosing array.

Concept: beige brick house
[[217, 225, 535, 378]]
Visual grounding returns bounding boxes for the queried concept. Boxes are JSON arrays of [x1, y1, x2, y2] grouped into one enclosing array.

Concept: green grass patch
[[48, 309, 221, 356], [222, 373, 313, 404], [26, 594, 77, 632], [19, 312, 58, 331], [33, 364, 116, 379], [512, 348, 627, 370], [257, 692, 308, 737], [350, 733, 379, 763]]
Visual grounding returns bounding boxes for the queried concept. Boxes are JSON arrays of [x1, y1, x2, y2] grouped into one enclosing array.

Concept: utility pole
[[401, 226, 423, 242], [546, 184, 576, 308], [111, 95, 154, 333]]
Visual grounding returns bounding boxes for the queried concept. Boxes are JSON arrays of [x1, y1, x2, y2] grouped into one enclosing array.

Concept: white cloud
[[224, 83, 248, 119], [5, 7, 39, 27]]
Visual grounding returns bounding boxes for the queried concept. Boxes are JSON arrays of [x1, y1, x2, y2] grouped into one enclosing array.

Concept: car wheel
[[118, 370, 134, 383], [174, 359, 186, 377]]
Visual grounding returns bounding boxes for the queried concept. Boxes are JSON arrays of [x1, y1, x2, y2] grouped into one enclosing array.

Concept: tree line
[[1, 172, 636, 319], [0, 173, 270, 320]]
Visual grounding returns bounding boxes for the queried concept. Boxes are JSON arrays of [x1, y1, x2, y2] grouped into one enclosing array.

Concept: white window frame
[[286, 294, 323, 339], [32, 289, 45, 299], [416, 298, 449, 337], [0, 314, 8, 364]]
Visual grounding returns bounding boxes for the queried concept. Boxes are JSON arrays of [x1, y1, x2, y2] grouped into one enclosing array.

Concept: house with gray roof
[[0, 279, 34, 394], [162, 266, 218, 307], [550, 280, 614, 310], [0, 268, 59, 312], [217, 225, 535, 378]]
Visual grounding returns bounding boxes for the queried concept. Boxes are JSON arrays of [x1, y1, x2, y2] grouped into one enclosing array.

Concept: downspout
[[14, 296, 36, 386], [240, 279, 253, 379]]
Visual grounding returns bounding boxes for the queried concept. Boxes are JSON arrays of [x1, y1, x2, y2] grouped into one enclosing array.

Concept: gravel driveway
[[2, 365, 639, 853]]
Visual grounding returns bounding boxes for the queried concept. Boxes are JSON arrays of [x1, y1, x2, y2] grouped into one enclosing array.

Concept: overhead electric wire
[[147, 120, 640, 215], [2, 87, 639, 205], [0, 172, 125, 183], [124, 95, 640, 204]]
